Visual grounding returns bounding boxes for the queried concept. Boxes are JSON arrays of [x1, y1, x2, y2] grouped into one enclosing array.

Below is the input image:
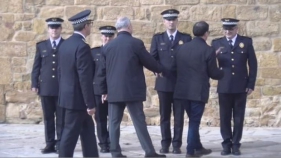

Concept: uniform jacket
[[102, 31, 164, 102], [31, 38, 64, 96], [150, 31, 192, 92], [174, 37, 224, 103], [58, 33, 95, 110], [211, 34, 258, 93], [91, 46, 107, 95]]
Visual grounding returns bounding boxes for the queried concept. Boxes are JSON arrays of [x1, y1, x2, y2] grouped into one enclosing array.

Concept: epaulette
[[154, 32, 164, 35], [36, 40, 46, 45], [212, 37, 224, 41], [91, 46, 101, 50]]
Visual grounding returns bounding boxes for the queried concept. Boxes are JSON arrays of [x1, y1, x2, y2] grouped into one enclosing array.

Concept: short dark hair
[[193, 21, 209, 37], [73, 21, 87, 31]]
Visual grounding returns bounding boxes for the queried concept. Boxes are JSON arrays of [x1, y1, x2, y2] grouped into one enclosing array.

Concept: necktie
[[228, 39, 233, 49], [170, 35, 174, 45], [52, 41, 56, 49]]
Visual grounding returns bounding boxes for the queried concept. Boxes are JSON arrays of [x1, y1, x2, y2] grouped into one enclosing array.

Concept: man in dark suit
[[91, 25, 116, 153], [211, 18, 258, 156], [174, 21, 224, 157], [101, 17, 166, 158], [31, 17, 64, 154], [58, 10, 98, 157], [150, 9, 192, 154]]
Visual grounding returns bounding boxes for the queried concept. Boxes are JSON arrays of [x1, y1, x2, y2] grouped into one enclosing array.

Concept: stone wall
[[0, 0, 281, 127]]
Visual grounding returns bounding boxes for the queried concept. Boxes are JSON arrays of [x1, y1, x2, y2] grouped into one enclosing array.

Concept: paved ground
[[0, 124, 281, 157]]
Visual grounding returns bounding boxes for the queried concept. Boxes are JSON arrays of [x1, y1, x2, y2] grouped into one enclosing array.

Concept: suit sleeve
[[31, 44, 41, 88], [246, 38, 258, 90], [76, 44, 96, 109], [99, 50, 107, 94], [150, 35, 159, 61], [207, 48, 224, 80], [137, 40, 163, 73]]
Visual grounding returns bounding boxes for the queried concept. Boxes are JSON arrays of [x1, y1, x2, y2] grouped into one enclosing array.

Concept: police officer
[[31, 17, 64, 154], [58, 10, 98, 157], [150, 9, 192, 154], [91, 25, 116, 153], [211, 18, 258, 156]]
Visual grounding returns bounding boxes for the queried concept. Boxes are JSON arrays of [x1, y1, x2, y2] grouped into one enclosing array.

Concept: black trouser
[[108, 101, 156, 157], [59, 108, 99, 157], [41, 96, 63, 148], [157, 91, 185, 149], [175, 99, 205, 155], [219, 93, 247, 149], [94, 95, 109, 149]]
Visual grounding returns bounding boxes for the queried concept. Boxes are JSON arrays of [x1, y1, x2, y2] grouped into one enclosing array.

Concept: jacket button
[[232, 65, 235, 68], [232, 72, 235, 75], [53, 54, 55, 57], [231, 58, 234, 61], [52, 68, 55, 71], [53, 61, 55, 64], [171, 56, 174, 58], [52, 75, 55, 78], [171, 49, 173, 51], [231, 52, 234, 54], [220, 67, 222, 70]]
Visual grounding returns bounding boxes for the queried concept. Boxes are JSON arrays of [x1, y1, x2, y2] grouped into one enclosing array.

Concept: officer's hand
[[157, 73, 163, 77], [246, 88, 253, 95], [31, 87, 38, 93], [215, 47, 224, 55], [87, 108, 96, 116], [101, 94, 107, 104]]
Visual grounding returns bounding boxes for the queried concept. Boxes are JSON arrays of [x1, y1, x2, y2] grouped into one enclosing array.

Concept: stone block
[[0, 14, 15, 23], [5, 91, 37, 103], [0, 85, 4, 105], [264, 79, 281, 86], [0, 25, 14, 41], [12, 57, 26, 67], [247, 22, 279, 37], [12, 67, 27, 73], [202, 0, 230, 4], [177, 21, 193, 35], [165, 0, 199, 5], [25, 0, 45, 5], [237, 6, 267, 20], [134, 8, 149, 20], [14, 81, 32, 91], [222, 5, 236, 18], [261, 68, 281, 79], [22, 21, 32, 31], [255, 78, 265, 86], [75, 0, 109, 5], [14, 14, 35, 21], [13, 22, 22, 31], [102, 7, 134, 20], [247, 99, 261, 108], [8, 0, 23, 13], [262, 86, 281, 96], [144, 108, 159, 117], [46, 0, 74, 5], [111, 0, 140, 6], [33, 19, 46, 34], [0, 58, 12, 84], [140, 0, 163, 5], [14, 31, 36, 42], [248, 87, 261, 99], [151, 95, 159, 107], [257, 0, 281, 4], [253, 38, 272, 51], [273, 38, 281, 52], [0, 0, 9, 13], [176, 5, 191, 21], [190, 6, 221, 22], [270, 5, 281, 22], [13, 73, 22, 82], [150, 6, 173, 21], [0, 104, 5, 122], [132, 21, 156, 37], [65, 7, 96, 20], [39, 7, 64, 19], [145, 76, 156, 88], [256, 52, 279, 68]]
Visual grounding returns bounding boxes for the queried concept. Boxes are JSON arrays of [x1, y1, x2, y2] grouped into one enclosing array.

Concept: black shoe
[[145, 153, 166, 157], [221, 148, 231, 155], [113, 154, 127, 157], [185, 153, 202, 157], [232, 148, 241, 155], [41, 145, 56, 154], [195, 147, 212, 155], [100, 148, 110, 153], [172, 148, 181, 154], [159, 148, 169, 153]]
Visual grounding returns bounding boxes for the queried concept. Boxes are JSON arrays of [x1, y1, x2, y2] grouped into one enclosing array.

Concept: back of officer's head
[[115, 17, 132, 33], [193, 21, 209, 37]]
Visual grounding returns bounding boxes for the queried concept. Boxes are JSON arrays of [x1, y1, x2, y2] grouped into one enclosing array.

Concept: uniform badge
[[239, 42, 244, 48], [160, 43, 165, 45], [179, 40, 183, 45]]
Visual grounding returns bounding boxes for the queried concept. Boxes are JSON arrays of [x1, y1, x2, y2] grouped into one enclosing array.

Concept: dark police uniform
[[211, 18, 257, 155], [150, 9, 192, 153], [91, 25, 116, 153], [58, 10, 98, 158], [31, 17, 64, 154]]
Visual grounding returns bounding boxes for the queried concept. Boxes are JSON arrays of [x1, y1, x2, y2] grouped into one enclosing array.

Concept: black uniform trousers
[[41, 96, 63, 149], [108, 101, 156, 157], [219, 93, 247, 149], [59, 108, 99, 157], [157, 91, 185, 149], [94, 95, 109, 149]]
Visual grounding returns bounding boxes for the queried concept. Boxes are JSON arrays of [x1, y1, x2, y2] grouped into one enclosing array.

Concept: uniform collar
[[74, 31, 86, 39], [166, 30, 177, 40], [50, 37, 62, 46], [226, 34, 237, 46]]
